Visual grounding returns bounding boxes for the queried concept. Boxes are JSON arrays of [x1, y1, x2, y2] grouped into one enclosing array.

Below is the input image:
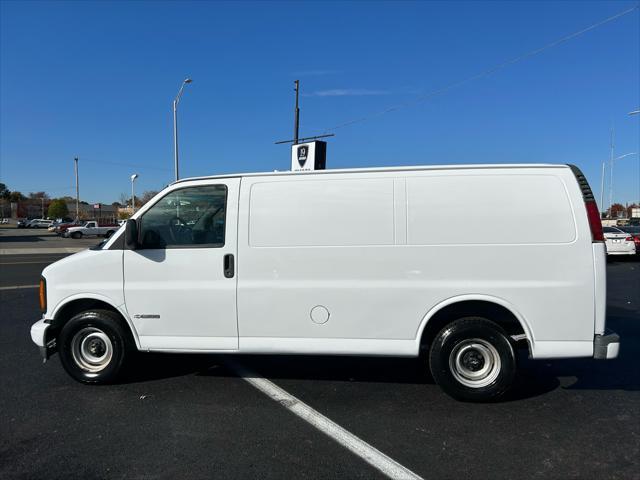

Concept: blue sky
[[1, 0, 639, 206]]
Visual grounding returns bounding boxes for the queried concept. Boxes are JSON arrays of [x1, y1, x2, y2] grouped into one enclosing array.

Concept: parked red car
[[55, 221, 83, 235], [620, 226, 640, 253]]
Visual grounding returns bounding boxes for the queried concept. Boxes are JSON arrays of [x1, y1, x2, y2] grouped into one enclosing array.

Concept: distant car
[[603, 226, 636, 256], [28, 219, 54, 229], [64, 220, 120, 239], [17, 219, 28, 228], [619, 226, 640, 254], [1, 218, 9, 224]]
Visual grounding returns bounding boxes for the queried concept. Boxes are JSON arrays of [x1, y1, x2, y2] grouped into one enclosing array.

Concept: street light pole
[[173, 78, 192, 182], [609, 152, 639, 218], [600, 161, 605, 217], [608, 127, 615, 218], [74, 157, 80, 221], [131, 174, 139, 214], [630, 110, 640, 207]]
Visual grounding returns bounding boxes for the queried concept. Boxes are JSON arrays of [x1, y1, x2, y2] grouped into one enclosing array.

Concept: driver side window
[[138, 185, 227, 249]]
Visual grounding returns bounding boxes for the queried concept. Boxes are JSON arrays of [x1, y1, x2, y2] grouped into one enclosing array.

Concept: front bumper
[[594, 331, 620, 359], [30, 319, 56, 362]]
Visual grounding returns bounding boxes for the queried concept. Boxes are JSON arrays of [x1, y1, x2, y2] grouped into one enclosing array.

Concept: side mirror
[[125, 219, 139, 250]]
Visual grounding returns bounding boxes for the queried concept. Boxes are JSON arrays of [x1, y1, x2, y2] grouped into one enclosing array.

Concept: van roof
[[172, 163, 570, 185]]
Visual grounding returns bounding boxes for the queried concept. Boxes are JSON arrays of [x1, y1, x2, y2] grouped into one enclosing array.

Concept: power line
[[318, 4, 640, 134]]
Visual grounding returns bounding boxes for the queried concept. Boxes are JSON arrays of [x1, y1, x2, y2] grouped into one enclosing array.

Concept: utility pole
[[41, 197, 45, 218], [74, 157, 80, 221], [293, 80, 300, 145]]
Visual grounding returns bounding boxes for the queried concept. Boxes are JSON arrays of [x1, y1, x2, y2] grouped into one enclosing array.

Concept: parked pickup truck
[[63, 221, 120, 239], [55, 221, 82, 236]]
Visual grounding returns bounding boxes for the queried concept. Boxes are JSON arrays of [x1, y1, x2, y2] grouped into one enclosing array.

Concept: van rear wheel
[[429, 317, 515, 402], [58, 310, 131, 384]]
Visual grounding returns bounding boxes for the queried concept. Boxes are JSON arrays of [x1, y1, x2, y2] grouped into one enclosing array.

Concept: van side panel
[[406, 175, 576, 245], [238, 173, 408, 345], [406, 168, 595, 357], [237, 167, 595, 358], [593, 243, 607, 335]]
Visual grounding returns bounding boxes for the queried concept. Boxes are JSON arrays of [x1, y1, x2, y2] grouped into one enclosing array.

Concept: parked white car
[[27, 219, 54, 228], [30, 164, 618, 402], [602, 226, 636, 255], [63, 221, 119, 239]]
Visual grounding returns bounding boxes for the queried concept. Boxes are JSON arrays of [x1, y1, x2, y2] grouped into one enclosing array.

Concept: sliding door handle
[[223, 254, 235, 278]]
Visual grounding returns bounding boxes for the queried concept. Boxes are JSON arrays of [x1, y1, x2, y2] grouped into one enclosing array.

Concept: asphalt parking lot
[[0, 226, 101, 254], [1, 230, 639, 479]]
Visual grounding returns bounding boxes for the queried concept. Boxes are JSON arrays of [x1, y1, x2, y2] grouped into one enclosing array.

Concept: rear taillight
[[39, 277, 46, 313], [568, 165, 604, 243], [625, 236, 633, 242], [585, 200, 604, 242]]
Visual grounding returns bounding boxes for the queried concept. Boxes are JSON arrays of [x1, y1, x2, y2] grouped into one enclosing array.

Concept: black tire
[[71, 232, 82, 239], [58, 309, 132, 384], [429, 317, 516, 402]]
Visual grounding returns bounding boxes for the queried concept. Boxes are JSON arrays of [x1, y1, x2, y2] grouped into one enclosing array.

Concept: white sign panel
[[291, 141, 326, 172], [291, 142, 315, 171]]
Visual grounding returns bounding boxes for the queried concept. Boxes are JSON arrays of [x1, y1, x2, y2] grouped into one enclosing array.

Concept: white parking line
[[0, 285, 39, 290], [228, 361, 424, 480]]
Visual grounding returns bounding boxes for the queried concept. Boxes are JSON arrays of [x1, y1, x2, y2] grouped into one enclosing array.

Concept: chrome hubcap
[[71, 327, 113, 373], [449, 338, 501, 388]]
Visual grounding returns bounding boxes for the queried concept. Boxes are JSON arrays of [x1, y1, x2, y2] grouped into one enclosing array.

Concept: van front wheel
[[58, 310, 130, 384], [429, 317, 515, 402]]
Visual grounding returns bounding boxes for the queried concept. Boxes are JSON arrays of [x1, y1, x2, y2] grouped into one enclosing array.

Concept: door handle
[[223, 254, 235, 278]]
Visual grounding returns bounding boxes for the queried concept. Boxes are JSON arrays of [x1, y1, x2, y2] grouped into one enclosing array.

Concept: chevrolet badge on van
[[30, 164, 619, 401]]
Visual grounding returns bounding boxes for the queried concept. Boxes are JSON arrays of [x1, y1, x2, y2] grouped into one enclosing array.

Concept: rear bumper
[[607, 250, 635, 255], [594, 331, 620, 359]]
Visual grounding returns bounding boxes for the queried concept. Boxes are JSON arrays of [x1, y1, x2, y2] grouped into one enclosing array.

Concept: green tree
[[48, 199, 69, 219], [9, 191, 25, 202], [0, 183, 10, 200]]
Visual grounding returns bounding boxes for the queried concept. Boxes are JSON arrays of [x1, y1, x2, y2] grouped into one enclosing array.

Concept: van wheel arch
[[419, 300, 531, 356], [50, 299, 137, 350]]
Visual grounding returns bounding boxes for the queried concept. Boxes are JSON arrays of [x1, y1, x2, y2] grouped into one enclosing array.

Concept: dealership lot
[[0, 226, 100, 254], [1, 230, 638, 479]]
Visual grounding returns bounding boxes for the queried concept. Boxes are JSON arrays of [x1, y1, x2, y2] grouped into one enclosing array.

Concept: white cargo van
[[31, 164, 619, 401]]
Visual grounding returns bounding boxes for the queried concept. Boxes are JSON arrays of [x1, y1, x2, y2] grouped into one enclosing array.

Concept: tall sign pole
[[74, 157, 80, 221], [275, 80, 333, 172], [293, 80, 300, 145]]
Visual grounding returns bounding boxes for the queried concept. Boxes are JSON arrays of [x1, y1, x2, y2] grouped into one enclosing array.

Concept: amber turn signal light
[[39, 277, 46, 313]]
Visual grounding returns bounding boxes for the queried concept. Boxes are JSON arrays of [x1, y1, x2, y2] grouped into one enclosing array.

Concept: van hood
[[42, 248, 102, 278]]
